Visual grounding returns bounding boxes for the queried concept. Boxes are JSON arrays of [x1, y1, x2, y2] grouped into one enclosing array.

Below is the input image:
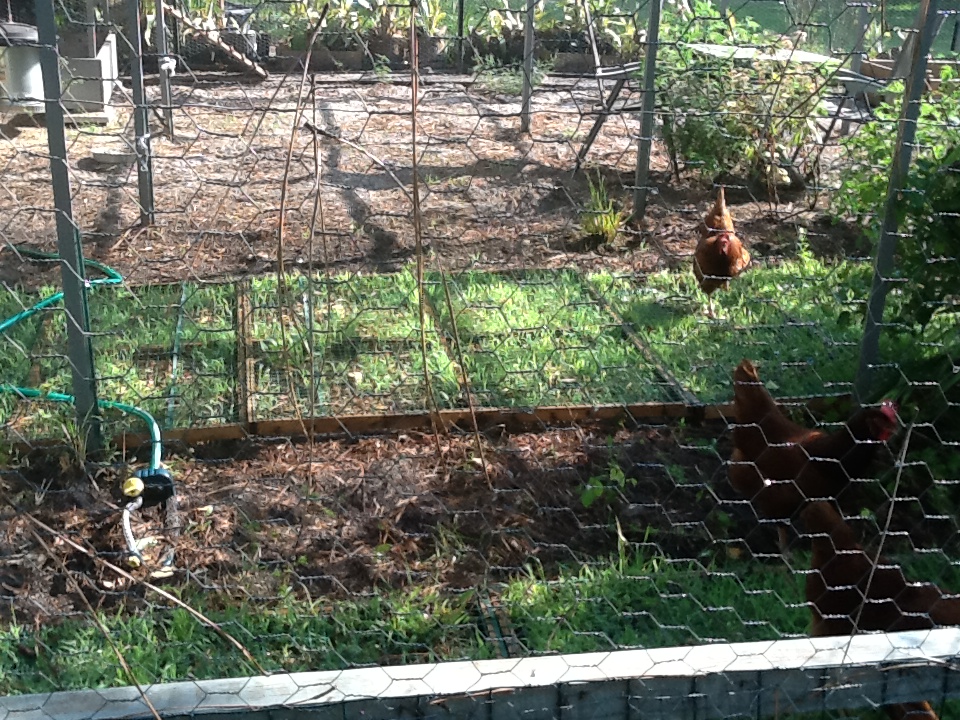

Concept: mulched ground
[[1, 421, 762, 624], [0, 72, 864, 293], [4, 409, 944, 632]]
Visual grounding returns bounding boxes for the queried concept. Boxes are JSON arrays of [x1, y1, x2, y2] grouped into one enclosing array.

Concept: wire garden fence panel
[[1, 0, 959, 717]]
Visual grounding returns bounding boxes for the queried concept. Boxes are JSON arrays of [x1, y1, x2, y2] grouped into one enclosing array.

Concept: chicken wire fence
[[1, 0, 960, 716]]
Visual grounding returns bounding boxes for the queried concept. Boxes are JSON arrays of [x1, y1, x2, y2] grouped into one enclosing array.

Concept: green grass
[[590, 249, 873, 403], [0, 288, 46, 385], [0, 551, 807, 695], [248, 270, 460, 418], [2, 260, 947, 434], [0, 584, 490, 696], [6, 545, 960, 696], [501, 554, 808, 652], [165, 283, 237, 428], [426, 270, 676, 407], [14, 282, 236, 439], [0, 286, 50, 434]]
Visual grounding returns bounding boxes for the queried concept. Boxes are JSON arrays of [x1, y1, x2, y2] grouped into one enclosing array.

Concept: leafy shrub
[[836, 76, 960, 330], [655, 0, 831, 187], [836, 75, 960, 410]]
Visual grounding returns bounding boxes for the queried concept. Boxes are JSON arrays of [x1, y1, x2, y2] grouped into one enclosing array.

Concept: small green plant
[[581, 460, 635, 508], [581, 172, 626, 244], [475, 55, 550, 96], [372, 53, 392, 78]]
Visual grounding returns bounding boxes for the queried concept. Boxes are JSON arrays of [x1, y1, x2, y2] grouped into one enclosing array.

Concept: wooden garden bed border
[[48, 394, 850, 452]]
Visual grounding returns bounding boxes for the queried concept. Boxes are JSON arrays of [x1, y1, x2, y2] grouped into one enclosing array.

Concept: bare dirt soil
[[0, 72, 864, 292], [3, 411, 937, 631]]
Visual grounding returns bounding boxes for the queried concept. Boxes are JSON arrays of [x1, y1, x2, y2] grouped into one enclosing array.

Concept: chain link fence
[[1, 0, 959, 716]]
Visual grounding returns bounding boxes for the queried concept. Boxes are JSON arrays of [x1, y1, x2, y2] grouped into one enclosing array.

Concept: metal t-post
[[35, 0, 102, 452], [155, 0, 174, 138], [855, 0, 940, 401], [457, 0, 465, 71], [842, 3, 871, 136], [128, 0, 155, 224], [632, 0, 662, 221], [520, 0, 535, 134]]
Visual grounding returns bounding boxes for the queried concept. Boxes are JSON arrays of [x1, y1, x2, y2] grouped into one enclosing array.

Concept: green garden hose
[[0, 249, 123, 335], [1, 248, 177, 572], [0, 385, 163, 469]]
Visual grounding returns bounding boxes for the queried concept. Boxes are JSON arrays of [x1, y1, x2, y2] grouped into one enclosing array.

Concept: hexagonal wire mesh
[[1, 0, 959, 716]]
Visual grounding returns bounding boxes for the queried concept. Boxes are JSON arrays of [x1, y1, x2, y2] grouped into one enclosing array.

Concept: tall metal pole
[[128, 0, 155, 224], [35, 0, 102, 452], [842, 3, 872, 136], [456, 0, 465, 71], [155, 0, 174, 139], [855, 0, 940, 401], [520, 0, 535, 134], [631, 0, 662, 221]]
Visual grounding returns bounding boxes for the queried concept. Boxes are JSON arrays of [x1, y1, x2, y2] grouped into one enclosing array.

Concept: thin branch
[[276, 5, 331, 443], [843, 417, 915, 662], [29, 529, 163, 720], [408, 0, 449, 452], [21, 510, 267, 675]]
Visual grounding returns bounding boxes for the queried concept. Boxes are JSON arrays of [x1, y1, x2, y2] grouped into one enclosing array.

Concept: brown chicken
[[729, 359, 898, 550], [801, 501, 960, 719], [694, 188, 751, 317]]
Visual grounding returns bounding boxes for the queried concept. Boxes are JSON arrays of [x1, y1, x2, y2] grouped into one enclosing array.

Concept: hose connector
[[121, 468, 178, 573]]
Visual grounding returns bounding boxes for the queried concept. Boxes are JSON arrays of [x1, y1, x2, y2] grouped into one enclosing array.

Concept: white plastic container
[[0, 22, 45, 113]]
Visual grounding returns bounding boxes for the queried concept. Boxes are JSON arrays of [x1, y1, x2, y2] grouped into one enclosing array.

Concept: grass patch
[[165, 283, 237, 428], [503, 554, 809, 652], [248, 270, 460, 418], [474, 56, 550, 96], [7, 545, 959, 696], [0, 585, 490, 696], [17, 282, 236, 439], [590, 249, 872, 403], [426, 270, 677, 406], [0, 286, 51, 435]]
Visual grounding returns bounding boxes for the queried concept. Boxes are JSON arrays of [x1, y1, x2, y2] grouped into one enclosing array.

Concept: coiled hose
[[0, 249, 177, 571]]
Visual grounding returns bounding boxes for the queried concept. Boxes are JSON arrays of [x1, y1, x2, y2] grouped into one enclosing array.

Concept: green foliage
[[581, 460, 634, 508], [581, 172, 627, 244], [835, 77, 960, 400], [895, 147, 960, 331], [656, 0, 831, 183], [372, 53, 392, 77]]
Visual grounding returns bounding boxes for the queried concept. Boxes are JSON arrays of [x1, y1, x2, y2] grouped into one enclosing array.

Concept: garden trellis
[[1, 0, 959, 717]]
